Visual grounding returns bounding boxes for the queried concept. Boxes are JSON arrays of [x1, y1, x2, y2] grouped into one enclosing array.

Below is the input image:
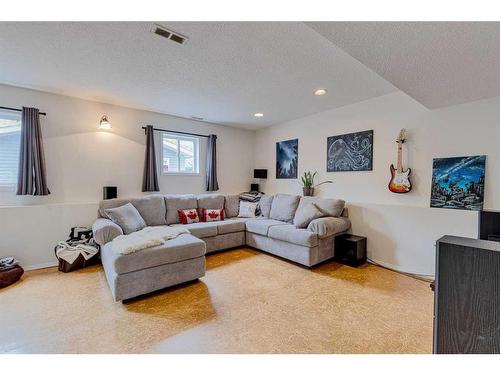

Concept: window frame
[[0, 109, 22, 191], [160, 132, 200, 176]]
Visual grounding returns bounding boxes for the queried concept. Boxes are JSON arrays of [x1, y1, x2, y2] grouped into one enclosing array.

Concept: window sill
[[0, 185, 16, 192], [161, 172, 201, 177]]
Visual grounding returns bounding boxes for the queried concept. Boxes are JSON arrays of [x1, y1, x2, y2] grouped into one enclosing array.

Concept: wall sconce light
[[99, 115, 112, 130]]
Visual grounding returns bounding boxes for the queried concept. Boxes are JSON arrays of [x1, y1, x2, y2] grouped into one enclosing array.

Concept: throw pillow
[[258, 195, 274, 218], [201, 208, 225, 222], [269, 194, 301, 223], [293, 202, 325, 228], [104, 203, 147, 235], [299, 196, 345, 218], [238, 201, 258, 218], [178, 209, 200, 224]]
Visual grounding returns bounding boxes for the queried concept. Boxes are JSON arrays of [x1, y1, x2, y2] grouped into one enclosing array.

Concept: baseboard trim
[[23, 261, 58, 271], [21, 255, 434, 278], [367, 258, 434, 280]]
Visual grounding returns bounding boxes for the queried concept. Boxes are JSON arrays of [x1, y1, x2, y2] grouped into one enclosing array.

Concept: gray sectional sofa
[[92, 193, 351, 301]]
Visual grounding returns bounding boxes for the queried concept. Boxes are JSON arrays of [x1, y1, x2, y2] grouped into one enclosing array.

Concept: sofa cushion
[[98, 195, 167, 226], [170, 222, 219, 239], [216, 218, 247, 235], [224, 195, 240, 218], [245, 218, 288, 236], [299, 196, 345, 218], [130, 195, 167, 226], [269, 194, 300, 223], [165, 194, 198, 224], [197, 194, 225, 210], [103, 233, 206, 275], [307, 217, 351, 239], [268, 225, 318, 247], [293, 200, 325, 228], [258, 195, 274, 218], [104, 203, 147, 235]]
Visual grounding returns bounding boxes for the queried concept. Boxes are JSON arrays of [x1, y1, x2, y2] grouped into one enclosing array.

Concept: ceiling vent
[[152, 24, 188, 45]]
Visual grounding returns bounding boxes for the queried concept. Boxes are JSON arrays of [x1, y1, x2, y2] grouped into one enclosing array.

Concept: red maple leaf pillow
[[201, 208, 225, 222], [178, 209, 200, 224]]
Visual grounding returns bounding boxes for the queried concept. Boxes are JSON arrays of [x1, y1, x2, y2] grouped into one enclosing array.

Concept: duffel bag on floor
[[0, 257, 24, 289], [55, 240, 100, 273]]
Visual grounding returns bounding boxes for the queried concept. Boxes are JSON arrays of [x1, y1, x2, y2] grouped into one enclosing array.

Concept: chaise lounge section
[[92, 193, 351, 301]]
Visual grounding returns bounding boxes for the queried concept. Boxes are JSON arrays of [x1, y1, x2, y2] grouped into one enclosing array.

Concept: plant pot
[[302, 187, 314, 196]]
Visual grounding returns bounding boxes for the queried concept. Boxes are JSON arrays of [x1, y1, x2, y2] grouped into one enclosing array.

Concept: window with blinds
[[0, 110, 21, 189], [161, 133, 199, 174]]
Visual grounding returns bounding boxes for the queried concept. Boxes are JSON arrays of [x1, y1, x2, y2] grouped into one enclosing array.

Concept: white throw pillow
[[238, 201, 258, 218]]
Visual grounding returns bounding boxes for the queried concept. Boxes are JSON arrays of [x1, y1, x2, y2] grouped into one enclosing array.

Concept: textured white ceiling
[[0, 22, 396, 129], [307, 22, 500, 109]]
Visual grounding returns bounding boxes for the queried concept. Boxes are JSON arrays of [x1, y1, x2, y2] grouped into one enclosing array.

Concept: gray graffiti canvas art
[[327, 130, 373, 172]]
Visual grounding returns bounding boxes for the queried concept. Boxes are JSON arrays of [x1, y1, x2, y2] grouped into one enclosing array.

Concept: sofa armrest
[[307, 217, 351, 239], [92, 218, 123, 246]]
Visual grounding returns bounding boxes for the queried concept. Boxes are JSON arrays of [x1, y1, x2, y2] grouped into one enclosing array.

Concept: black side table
[[334, 234, 367, 267]]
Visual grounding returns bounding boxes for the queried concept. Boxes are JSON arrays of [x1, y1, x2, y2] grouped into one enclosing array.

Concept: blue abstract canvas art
[[327, 130, 373, 172], [276, 139, 298, 179], [430, 155, 486, 211]]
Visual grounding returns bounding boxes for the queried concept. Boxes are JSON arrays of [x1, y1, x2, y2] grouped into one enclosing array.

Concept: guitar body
[[388, 164, 412, 193]]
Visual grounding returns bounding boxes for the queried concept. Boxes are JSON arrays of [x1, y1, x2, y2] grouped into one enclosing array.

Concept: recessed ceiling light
[[314, 89, 328, 96], [254, 113, 264, 118]]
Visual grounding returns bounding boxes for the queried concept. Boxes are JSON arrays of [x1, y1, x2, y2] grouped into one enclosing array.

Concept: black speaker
[[479, 210, 500, 242], [103, 186, 117, 200], [250, 183, 259, 192], [253, 169, 268, 179]]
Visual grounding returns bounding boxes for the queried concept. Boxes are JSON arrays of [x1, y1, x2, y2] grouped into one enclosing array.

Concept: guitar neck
[[397, 142, 403, 173]]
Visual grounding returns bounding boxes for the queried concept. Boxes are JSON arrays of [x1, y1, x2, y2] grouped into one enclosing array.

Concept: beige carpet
[[0, 248, 433, 353]]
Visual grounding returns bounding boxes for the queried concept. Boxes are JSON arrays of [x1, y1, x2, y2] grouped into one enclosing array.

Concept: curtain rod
[[141, 126, 209, 138], [0, 106, 47, 116]]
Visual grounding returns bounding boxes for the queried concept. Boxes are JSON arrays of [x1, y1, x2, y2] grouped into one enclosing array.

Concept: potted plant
[[299, 171, 332, 196]]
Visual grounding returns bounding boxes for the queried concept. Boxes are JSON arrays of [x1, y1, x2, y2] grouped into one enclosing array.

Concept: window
[[0, 110, 21, 189], [161, 133, 199, 174]]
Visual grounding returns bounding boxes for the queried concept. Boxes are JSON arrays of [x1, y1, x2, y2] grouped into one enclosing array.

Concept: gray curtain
[[206, 134, 219, 191], [142, 125, 159, 192], [16, 107, 50, 196]]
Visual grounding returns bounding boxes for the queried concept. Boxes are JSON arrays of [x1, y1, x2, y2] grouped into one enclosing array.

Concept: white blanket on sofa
[[111, 226, 189, 255]]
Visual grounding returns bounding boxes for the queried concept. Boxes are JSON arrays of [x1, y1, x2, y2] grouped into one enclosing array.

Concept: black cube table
[[334, 234, 367, 267]]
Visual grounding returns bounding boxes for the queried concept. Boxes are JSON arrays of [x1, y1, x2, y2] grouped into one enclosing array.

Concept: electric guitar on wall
[[388, 129, 412, 193]]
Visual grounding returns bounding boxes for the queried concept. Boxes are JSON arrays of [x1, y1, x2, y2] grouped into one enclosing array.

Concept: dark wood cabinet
[[434, 236, 500, 354]]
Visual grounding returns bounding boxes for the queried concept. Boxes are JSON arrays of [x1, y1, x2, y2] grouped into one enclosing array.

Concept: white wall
[[255, 92, 500, 276], [2, 84, 499, 275], [0, 84, 255, 269]]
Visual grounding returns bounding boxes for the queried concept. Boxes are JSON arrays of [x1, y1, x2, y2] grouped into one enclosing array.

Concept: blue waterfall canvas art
[[276, 139, 298, 179], [430, 155, 486, 211], [327, 130, 373, 172]]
